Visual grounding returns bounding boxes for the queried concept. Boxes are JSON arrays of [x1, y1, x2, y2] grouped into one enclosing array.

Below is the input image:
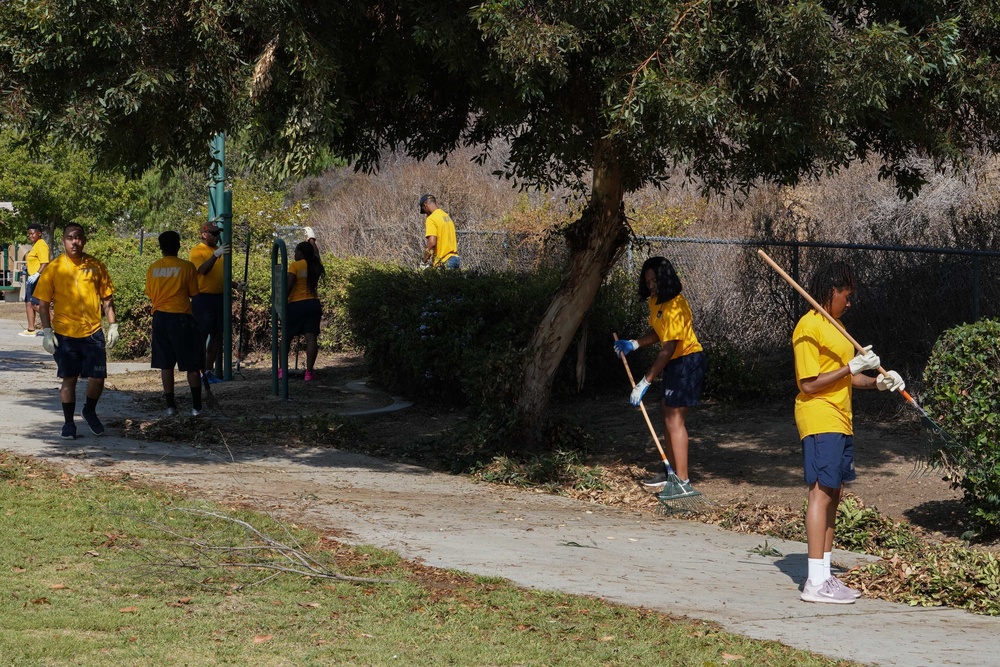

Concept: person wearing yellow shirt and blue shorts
[[793, 262, 905, 604], [146, 231, 204, 417], [33, 223, 118, 440], [21, 222, 50, 336], [419, 194, 460, 269], [613, 257, 706, 496], [189, 222, 230, 385], [280, 241, 326, 381]]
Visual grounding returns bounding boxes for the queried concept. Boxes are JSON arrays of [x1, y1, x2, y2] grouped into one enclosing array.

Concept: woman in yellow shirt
[[792, 262, 904, 604], [614, 257, 706, 495], [283, 241, 325, 381]]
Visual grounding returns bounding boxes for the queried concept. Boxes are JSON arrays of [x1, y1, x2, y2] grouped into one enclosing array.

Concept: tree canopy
[[0, 131, 137, 243], [4, 0, 1000, 430]]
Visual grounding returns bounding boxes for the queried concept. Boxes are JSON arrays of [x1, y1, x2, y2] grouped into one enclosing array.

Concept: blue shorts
[[192, 293, 224, 341], [661, 351, 706, 407], [286, 299, 322, 337], [802, 433, 856, 489], [53, 330, 108, 379], [151, 311, 203, 371], [24, 275, 40, 306]]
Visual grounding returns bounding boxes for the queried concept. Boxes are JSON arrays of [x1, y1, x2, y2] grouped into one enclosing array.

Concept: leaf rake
[[613, 334, 709, 512], [756, 249, 965, 479]]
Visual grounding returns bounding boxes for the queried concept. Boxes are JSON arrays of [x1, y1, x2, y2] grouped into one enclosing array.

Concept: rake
[[613, 334, 709, 511], [757, 249, 964, 479]]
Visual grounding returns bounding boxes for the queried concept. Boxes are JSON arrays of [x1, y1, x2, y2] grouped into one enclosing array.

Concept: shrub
[[346, 266, 560, 413], [922, 319, 1000, 535]]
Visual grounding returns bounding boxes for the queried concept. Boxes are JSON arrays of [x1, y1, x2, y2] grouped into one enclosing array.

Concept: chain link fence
[[454, 231, 1000, 383]]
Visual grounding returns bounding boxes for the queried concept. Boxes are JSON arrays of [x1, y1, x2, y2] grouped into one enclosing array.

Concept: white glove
[[630, 377, 651, 406], [106, 323, 119, 349], [27, 272, 40, 285], [418, 261, 430, 271], [847, 345, 880, 375], [304, 226, 315, 240], [876, 370, 905, 392], [42, 328, 57, 354], [213, 243, 231, 258]]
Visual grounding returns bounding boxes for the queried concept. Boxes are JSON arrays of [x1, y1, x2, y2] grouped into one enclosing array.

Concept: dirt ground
[[109, 352, 967, 542], [0, 300, 964, 540]]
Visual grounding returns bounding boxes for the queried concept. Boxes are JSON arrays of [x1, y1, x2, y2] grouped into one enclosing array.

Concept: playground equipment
[[270, 238, 289, 399], [208, 133, 234, 381]]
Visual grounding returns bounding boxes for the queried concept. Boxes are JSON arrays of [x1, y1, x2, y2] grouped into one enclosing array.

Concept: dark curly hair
[[808, 261, 855, 309], [638, 256, 683, 304]]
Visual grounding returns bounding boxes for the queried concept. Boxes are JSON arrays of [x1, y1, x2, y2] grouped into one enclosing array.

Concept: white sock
[[808, 558, 826, 586], [823, 552, 832, 580]]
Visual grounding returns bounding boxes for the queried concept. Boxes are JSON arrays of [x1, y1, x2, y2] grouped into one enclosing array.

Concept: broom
[[757, 249, 964, 478], [613, 334, 706, 509]]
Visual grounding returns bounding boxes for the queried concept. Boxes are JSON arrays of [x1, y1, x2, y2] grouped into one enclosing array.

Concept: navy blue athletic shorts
[[54, 330, 108, 379], [661, 351, 706, 407], [802, 433, 856, 489], [25, 275, 42, 306], [286, 299, 322, 337], [151, 311, 204, 372], [192, 292, 224, 341]]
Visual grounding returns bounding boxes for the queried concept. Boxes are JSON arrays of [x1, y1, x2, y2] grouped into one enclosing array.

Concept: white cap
[[304, 226, 315, 240]]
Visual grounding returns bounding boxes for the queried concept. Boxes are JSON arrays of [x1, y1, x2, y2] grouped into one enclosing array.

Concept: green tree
[[3, 1, 1000, 435], [0, 131, 137, 241]]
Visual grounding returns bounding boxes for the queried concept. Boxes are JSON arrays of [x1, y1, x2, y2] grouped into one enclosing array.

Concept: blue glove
[[614, 339, 639, 357], [630, 377, 651, 406]]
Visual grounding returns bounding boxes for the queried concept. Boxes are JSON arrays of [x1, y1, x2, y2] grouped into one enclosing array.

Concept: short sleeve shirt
[[145, 256, 199, 314], [26, 238, 50, 276], [793, 309, 854, 437], [424, 209, 458, 265], [189, 243, 224, 294], [32, 253, 114, 338], [287, 259, 314, 303], [648, 295, 703, 360]]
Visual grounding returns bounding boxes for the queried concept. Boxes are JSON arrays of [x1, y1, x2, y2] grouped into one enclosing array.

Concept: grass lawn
[[0, 452, 857, 666]]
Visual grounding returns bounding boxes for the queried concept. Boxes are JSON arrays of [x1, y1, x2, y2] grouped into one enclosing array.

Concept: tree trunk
[[515, 139, 628, 439]]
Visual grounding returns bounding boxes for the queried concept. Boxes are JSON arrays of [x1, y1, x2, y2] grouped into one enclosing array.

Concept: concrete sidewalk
[[1, 319, 997, 667]]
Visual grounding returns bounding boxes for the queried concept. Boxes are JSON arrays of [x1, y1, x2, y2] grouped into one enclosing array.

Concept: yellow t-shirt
[[32, 253, 114, 338], [26, 238, 50, 276], [145, 256, 199, 314], [287, 259, 315, 303], [793, 309, 854, 438], [424, 209, 458, 265], [189, 242, 224, 294], [648, 295, 702, 360]]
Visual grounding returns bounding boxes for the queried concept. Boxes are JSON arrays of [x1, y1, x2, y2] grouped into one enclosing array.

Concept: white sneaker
[[801, 577, 856, 604], [165, 407, 177, 417], [191, 408, 202, 417], [831, 576, 862, 598]]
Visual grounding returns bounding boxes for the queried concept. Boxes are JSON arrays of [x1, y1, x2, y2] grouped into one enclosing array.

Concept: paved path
[[1, 319, 997, 667]]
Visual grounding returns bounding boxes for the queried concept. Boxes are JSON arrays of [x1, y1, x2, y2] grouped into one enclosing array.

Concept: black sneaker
[[61, 422, 77, 440], [81, 410, 105, 436]]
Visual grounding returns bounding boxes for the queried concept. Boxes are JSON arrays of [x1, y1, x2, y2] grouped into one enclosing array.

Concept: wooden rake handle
[[613, 334, 673, 465], [757, 249, 916, 405]]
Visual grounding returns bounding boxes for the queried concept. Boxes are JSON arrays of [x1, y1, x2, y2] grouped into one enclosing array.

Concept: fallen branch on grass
[[133, 507, 392, 588]]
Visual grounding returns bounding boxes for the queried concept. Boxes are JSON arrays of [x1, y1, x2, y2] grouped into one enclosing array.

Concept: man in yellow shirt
[[419, 194, 460, 269], [146, 231, 204, 417], [20, 222, 50, 336], [33, 223, 118, 440], [189, 222, 230, 384]]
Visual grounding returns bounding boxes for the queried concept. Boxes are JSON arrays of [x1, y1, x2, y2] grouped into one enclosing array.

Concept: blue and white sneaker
[[60, 422, 77, 440], [81, 410, 105, 436]]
